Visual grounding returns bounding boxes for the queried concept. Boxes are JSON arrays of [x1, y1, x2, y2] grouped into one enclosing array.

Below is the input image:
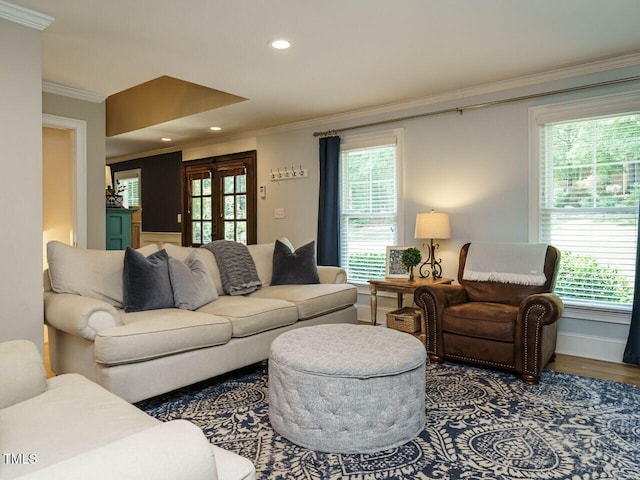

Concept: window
[[113, 169, 141, 208], [532, 92, 640, 310], [340, 130, 403, 284]]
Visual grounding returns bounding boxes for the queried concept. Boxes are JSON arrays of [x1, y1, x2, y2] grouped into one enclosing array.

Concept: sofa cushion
[[271, 240, 320, 285], [250, 283, 357, 320], [442, 302, 518, 342], [95, 310, 232, 365], [123, 248, 174, 313], [168, 250, 218, 310], [164, 244, 225, 296], [196, 296, 298, 337], [47, 241, 158, 308], [0, 341, 47, 410]]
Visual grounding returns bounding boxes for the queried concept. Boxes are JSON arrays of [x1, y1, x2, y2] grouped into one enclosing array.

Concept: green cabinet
[[106, 209, 136, 250]]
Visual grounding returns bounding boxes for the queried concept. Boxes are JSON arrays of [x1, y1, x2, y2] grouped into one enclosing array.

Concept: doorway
[[182, 151, 257, 246], [42, 114, 87, 253], [42, 126, 74, 267]]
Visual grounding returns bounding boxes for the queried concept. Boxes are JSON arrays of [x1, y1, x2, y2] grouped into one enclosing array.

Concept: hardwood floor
[[547, 353, 640, 386], [44, 342, 55, 378], [43, 341, 640, 386]]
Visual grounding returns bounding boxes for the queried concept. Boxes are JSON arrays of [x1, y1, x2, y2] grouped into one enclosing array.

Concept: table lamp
[[105, 165, 113, 190], [415, 210, 451, 279]]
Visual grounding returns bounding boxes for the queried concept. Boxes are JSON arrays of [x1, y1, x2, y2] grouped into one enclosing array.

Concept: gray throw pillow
[[271, 240, 320, 285], [123, 248, 174, 312], [168, 250, 218, 310]]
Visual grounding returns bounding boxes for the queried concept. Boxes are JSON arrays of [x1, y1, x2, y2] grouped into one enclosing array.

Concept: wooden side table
[[368, 277, 453, 344]]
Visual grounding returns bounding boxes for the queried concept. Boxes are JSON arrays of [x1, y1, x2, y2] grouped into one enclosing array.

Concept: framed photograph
[[386, 246, 410, 278]]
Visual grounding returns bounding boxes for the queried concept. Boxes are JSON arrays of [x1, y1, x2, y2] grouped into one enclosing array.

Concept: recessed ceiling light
[[161, 137, 171, 142], [269, 39, 291, 50], [210, 126, 222, 131]]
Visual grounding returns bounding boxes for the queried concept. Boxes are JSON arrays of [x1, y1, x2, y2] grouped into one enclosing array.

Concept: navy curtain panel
[[317, 135, 341, 266], [623, 203, 640, 364]]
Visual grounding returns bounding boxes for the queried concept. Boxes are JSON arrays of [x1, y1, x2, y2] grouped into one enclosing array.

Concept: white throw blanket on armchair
[[462, 242, 548, 286]]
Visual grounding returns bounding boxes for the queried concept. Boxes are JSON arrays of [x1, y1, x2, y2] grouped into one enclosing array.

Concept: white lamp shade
[[415, 211, 451, 239], [105, 165, 113, 189]]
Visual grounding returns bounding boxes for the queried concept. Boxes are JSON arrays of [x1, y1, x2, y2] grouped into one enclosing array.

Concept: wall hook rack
[[270, 165, 308, 181]]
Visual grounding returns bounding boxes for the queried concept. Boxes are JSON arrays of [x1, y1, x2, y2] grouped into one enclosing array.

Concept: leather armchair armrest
[[519, 292, 564, 327], [516, 292, 564, 382], [414, 285, 468, 359], [44, 292, 122, 342], [415, 284, 468, 310]]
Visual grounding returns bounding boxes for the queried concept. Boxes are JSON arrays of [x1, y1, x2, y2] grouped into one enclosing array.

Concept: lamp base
[[418, 239, 443, 279]]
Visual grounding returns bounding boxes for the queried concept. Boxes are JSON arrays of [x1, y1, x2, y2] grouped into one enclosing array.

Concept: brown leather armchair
[[414, 243, 563, 384]]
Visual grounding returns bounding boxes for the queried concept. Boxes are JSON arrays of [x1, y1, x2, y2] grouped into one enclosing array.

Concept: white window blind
[[539, 112, 640, 307], [340, 133, 400, 284], [114, 169, 141, 209]]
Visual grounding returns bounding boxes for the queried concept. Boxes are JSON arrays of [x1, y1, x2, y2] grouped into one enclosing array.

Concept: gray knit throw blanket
[[202, 240, 262, 295]]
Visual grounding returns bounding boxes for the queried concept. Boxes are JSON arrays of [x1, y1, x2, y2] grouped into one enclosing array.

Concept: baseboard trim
[[555, 332, 627, 364]]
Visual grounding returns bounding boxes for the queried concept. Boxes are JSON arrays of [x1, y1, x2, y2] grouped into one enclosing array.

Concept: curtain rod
[[312, 75, 640, 137]]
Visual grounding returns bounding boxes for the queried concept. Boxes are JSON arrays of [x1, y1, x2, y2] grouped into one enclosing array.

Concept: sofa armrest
[[44, 292, 122, 342], [18, 420, 219, 480], [0, 340, 47, 409], [317, 266, 347, 284], [212, 445, 257, 480]]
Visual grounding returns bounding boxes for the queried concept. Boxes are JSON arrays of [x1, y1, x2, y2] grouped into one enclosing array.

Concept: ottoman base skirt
[[268, 324, 426, 454]]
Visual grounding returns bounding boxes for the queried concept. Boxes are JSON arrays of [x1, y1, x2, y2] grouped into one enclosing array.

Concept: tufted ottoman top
[[270, 324, 426, 378]]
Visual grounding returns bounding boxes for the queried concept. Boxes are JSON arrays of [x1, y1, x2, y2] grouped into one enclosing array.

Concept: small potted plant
[[401, 247, 422, 281], [106, 181, 125, 208]]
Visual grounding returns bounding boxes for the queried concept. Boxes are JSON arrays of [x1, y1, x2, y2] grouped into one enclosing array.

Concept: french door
[[183, 151, 256, 246]]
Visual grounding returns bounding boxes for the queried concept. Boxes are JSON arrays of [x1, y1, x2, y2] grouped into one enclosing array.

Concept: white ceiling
[[11, 0, 640, 159]]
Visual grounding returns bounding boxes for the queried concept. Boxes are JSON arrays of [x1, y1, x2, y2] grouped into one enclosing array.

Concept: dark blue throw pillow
[[123, 247, 174, 312], [271, 240, 320, 285]]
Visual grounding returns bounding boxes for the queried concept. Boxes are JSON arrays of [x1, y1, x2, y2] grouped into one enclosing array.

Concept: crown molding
[[242, 52, 640, 139], [0, 0, 53, 30], [43, 82, 106, 103]]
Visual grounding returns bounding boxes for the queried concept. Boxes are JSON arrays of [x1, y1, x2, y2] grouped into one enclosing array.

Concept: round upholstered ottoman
[[268, 324, 426, 453]]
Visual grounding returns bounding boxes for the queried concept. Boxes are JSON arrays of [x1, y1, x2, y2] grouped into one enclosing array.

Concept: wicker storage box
[[386, 307, 421, 333]]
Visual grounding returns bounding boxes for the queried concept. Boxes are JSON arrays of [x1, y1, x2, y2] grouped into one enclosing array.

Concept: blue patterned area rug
[[137, 363, 640, 479]]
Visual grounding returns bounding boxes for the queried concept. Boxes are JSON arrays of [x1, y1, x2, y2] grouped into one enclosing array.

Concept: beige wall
[[43, 126, 74, 269], [0, 18, 44, 353], [43, 93, 106, 249]]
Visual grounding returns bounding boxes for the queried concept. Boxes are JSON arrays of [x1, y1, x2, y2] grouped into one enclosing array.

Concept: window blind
[[340, 142, 398, 283], [118, 177, 139, 208], [114, 169, 141, 209], [539, 113, 640, 306]]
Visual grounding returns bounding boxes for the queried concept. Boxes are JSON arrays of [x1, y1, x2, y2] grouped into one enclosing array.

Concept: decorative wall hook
[[270, 165, 309, 181]]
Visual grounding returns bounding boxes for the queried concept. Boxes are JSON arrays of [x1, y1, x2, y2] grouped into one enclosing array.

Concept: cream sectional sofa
[[44, 240, 357, 403], [0, 340, 255, 480]]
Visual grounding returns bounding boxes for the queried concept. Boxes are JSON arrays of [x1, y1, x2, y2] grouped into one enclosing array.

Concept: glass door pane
[[189, 172, 213, 245], [220, 171, 247, 243]]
